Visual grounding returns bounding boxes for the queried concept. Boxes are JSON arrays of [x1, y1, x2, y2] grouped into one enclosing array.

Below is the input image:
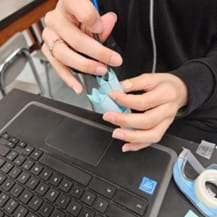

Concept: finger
[[99, 12, 117, 42], [112, 118, 174, 144], [43, 28, 107, 75], [110, 84, 176, 111], [122, 143, 151, 152], [121, 73, 166, 92], [61, 0, 103, 33], [42, 44, 82, 94], [74, 12, 117, 43], [45, 11, 122, 67], [103, 103, 175, 129]]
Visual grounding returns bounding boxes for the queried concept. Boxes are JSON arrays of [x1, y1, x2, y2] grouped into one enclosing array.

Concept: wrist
[[169, 73, 188, 109]]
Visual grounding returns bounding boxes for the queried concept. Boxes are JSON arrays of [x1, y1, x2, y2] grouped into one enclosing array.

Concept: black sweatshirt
[[99, 0, 217, 132]]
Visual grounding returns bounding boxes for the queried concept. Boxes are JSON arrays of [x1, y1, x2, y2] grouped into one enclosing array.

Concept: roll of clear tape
[[194, 169, 217, 208]]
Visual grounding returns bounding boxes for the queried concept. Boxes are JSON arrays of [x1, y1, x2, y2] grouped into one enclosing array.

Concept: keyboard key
[[14, 156, 26, 166], [45, 189, 59, 202], [40, 154, 91, 186], [13, 205, 28, 217], [18, 142, 27, 148], [9, 137, 19, 145], [9, 167, 21, 178], [19, 190, 33, 204], [1, 132, 10, 140], [59, 179, 72, 193], [114, 190, 147, 216], [39, 203, 53, 217], [78, 208, 95, 217], [7, 151, 18, 161], [67, 200, 82, 216], [31, 164, 43, 175], [2, 179, 15, 191], [35, 183, 49, 196], [0, 173, 6, 184], [6, 142, 16, 148], [0, 210, 4, 217], [40, 168, 52, 181], [17, 172, 30, 184], [26, 176, 39, 190], [56, 194, 70, 209], [50, 209, 65, 217], [89, 178, 115, 199], [70, 185, 84, 199], [107, 205, 136, 217], [22, 146, 34, 156], [4, 199, 18, 214], [27, 213, 38, 217], [49, 174, 62, 187], [0, 139, 14, 151], [0, 158, 6, 168], [10, 184, 24, 197], [93, 197, 108, 213], [22, 159, 34, 170], [81, 191, 96, 206], [29, 196, 43, 211], [31, 150, 43, 161], [1, 162, 13, 173], [0, 193, 9, 207]]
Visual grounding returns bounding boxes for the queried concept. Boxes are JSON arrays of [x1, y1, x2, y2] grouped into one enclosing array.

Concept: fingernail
[[103, 113, 114, 122], [122, 146, 129, 152], [92, 19, 103, 33], [96, 66, 107, 75], [112, 130, 124, 139], [109, 91, 120, 99], [108, 91, 114, 98], [110, 12, 117, 23], [74, 86, 82, 95], [110, 53, 123, 66], [122, 80, 132, 91]]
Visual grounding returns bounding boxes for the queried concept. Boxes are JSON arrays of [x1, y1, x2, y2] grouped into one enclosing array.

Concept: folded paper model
[[87, 68, 131, 114]]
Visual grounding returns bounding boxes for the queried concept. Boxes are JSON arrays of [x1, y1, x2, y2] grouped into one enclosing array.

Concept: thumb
[[121, 73, 165, 93], [99, 12, 117, 42]]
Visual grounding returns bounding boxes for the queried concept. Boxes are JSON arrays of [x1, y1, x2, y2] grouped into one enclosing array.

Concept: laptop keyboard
[[0, 132, 148, 217]]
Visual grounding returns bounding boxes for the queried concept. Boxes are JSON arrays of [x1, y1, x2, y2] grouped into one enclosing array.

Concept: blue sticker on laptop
[[139, 177, 157, 195]]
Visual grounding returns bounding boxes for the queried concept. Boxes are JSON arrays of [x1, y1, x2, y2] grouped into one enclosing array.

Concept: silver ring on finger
[[48, 38, 64, 57]]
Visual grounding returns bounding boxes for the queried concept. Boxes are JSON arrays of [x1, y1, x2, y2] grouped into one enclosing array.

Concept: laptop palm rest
[[45, 118, 112, 167], [0, 101, 177, 217]]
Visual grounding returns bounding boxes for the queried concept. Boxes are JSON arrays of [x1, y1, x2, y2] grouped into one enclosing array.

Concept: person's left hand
[[103, 73, 188, 152]]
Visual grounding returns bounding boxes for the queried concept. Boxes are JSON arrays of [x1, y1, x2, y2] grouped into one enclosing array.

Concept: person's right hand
[[42, 0, 122, 94]]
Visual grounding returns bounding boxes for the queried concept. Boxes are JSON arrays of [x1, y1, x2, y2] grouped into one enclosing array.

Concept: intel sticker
[[139, 177, 157, 195]]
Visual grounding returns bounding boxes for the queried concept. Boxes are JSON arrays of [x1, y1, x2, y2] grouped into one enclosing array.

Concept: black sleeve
[[171, 35, 217, 116]]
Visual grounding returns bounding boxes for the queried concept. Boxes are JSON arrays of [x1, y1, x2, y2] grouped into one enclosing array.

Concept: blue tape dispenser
[[173, 148, 217, 217]]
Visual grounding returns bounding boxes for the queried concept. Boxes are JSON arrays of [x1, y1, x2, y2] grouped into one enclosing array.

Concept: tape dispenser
[[173, 148, 217, 217]]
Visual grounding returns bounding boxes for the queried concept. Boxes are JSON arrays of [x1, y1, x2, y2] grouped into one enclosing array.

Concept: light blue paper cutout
[[87, 68, 131, 114], [185, 210, 199, 217]]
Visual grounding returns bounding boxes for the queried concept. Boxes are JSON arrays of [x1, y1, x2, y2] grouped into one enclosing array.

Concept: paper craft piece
[[87, 68, 131, 114], [185, 210, 199, 217]]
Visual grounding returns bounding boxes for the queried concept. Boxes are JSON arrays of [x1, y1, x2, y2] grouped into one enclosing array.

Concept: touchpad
[[45, 118, 112, 166]]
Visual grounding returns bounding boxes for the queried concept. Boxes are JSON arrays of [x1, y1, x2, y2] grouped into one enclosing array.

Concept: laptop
[[0, 101, 176, 217]]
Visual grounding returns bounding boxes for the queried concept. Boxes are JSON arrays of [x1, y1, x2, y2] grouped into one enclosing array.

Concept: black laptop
[[0, 101, 176, 217]]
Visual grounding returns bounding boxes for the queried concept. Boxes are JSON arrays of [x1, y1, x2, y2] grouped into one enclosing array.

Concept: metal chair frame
[[0, 47, 45, 96], [39, 58, 53, 98]]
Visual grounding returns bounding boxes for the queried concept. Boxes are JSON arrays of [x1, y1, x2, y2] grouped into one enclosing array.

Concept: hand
[[103, 73, 188, 152], [42, 0, 122, 94]]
